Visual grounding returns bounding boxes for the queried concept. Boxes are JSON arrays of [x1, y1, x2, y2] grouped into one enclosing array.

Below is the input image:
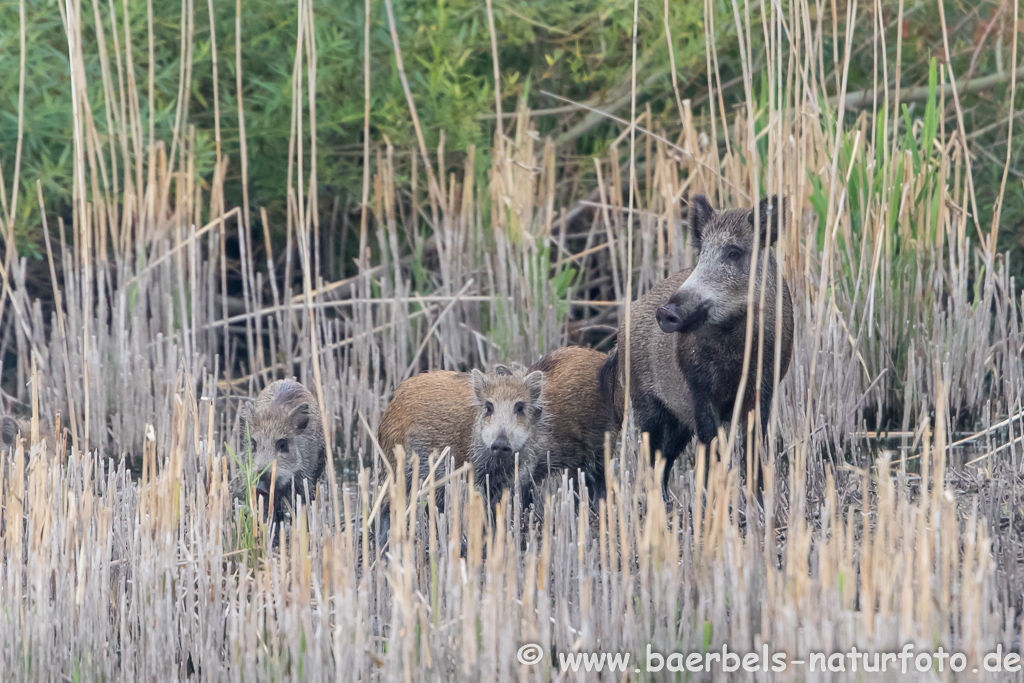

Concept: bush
[[0, 0, 1021, 271]]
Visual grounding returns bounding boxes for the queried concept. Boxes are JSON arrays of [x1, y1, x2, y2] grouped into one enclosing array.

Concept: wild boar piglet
[[237, 379, 326, 521]]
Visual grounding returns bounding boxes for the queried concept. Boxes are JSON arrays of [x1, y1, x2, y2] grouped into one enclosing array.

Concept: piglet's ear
[[523, 370, 545, 408], [290, 403, 311, 432], [688, 194, 715, 251], [238, 400, 254, 426], [1, 416, 18, 448], [470, 369, 488, 405], [749, 195, 784, 247]]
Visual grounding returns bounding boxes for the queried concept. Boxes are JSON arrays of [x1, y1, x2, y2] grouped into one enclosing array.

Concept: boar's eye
[[726, 246, 743, 261], [514, 401, 525, 416], [484, 401, 494, 417], [275, 438, 290, 453], [249, 437, 258, 453]]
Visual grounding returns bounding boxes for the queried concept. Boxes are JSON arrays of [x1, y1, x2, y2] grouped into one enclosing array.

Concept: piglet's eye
[[484, 402, 494, 417], [514, 402, 525, 415], [275, 439, 289, 453]]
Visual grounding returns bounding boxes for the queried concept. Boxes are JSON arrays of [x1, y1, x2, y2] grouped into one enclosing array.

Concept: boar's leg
[[584, 459, 606, 502], [632, 394, 665, 462], [373, 507, 392, 558], [633, 396, 667, 493], [749, 374, 777, 497], [405, 440, 451, 512], [657, 425, 692, 500], [516, 476, 537, 511], [632, 392, 691, 500], [688, 381, 720, 447], [755, 372, 776, 439]]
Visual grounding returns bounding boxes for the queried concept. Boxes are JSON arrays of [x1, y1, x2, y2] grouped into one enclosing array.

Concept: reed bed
[[0, 0, 1022, 680]]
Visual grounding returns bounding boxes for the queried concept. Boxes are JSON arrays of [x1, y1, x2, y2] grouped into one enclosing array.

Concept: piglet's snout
[[255, 472, 273, 499], [490, 433, 512, 458]]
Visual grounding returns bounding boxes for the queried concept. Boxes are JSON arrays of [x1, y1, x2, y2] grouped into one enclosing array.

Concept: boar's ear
[[523, 370, 545, 408], [1, 416, 18, 448], [470, 369, 488, 404], [749, 195, 783, 247], [238, 399, 254, 426], [290, 402, 311, 432], [493, 363, 514, 377], [494, 361, 527, 377], [688, 194, 715, 251]]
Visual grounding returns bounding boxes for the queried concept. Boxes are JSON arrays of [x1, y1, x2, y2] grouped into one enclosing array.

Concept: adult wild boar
[[602, 194, 794, 496]]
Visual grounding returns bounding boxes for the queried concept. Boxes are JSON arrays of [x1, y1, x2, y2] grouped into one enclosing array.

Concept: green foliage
[[800, 59, 958, 419], [1, 0, 1022, 278], [226, 424, 272, 555], [547, 249, 578, 322], [0, 0, 713, 244]]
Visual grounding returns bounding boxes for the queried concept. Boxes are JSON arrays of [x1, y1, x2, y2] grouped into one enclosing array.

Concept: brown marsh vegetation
[[0, 0, 1023, 680]]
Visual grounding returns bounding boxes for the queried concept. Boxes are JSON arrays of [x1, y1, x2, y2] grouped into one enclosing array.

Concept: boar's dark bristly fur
[[235, 379, 327, 522], [601, 194, 794, 496]]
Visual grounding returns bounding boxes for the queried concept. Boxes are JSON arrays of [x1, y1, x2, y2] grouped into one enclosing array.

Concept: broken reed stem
[[382, 0, 443, 211], [663, 0, 687, 129], [235, 0, 256, 378], [358, 0, 371, 270], [990, 0, 1019, 244], [3, 0, 26, 234], [723, 0, 762, 456], [935, 0, 984, 253], [37, 181, 81, 452], [485, 0, 503, 133], [619, 0, 640, 456], [206, 0, 230, 387]]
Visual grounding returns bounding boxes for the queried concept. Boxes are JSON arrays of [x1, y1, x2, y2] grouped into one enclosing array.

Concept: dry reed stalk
[[619, 0, 640, 462], [0, 0, 26, 240]]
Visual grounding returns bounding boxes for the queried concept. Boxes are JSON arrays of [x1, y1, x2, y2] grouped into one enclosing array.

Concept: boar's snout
[[490, 433, 512, 458], [256, 471, 287, 502], [254, 471, 291, 522], [655, 303, 684, 333], [657, 294, 710, 334], [255, 472, 273, 499]]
